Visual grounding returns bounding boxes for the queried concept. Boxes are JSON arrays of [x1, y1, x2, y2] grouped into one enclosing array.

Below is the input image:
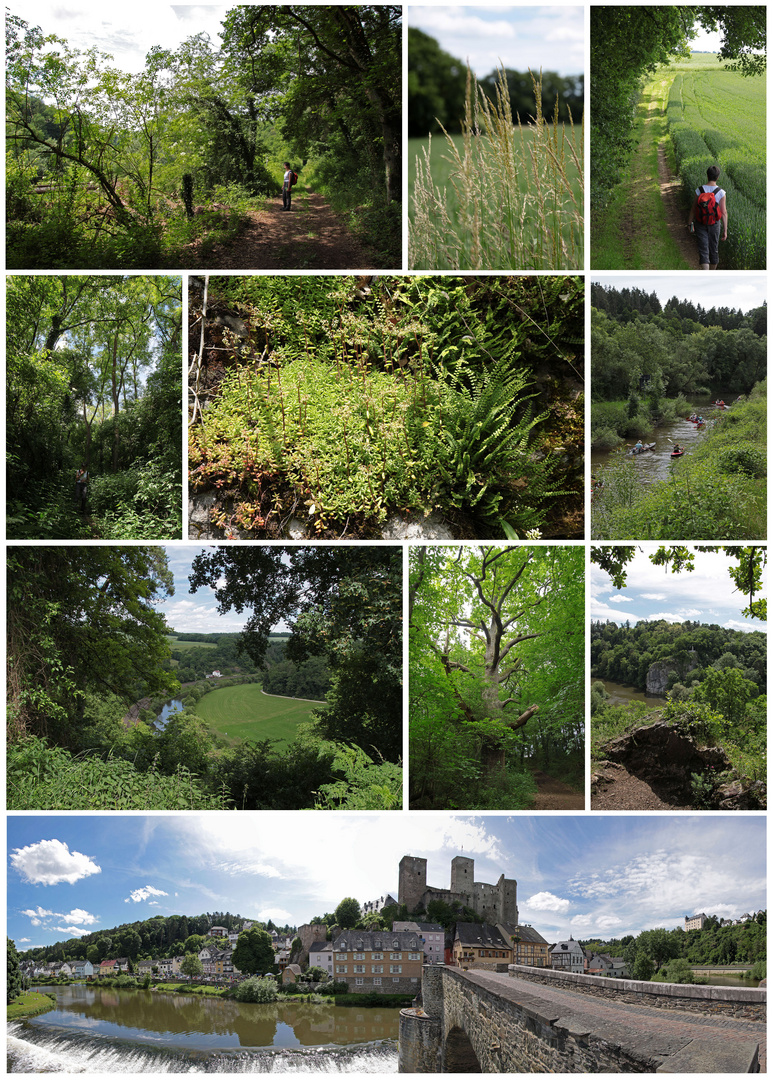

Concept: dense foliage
[[591, 7, 766, 209], [7, 7, 401, 268], [7, 276, 182, 539], [7, 938, 22, 1004], [409, 545, 584, 809], [587, 912, 766, 981], [591, 619, 765, 695], [190, 274, 584, 539], [408, 27, 582, 136]]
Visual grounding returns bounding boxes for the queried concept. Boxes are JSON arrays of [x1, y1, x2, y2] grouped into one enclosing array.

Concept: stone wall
[[509, 964, 766, 1021]]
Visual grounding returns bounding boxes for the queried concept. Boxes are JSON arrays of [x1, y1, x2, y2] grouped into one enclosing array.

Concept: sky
[[8, 814, 766, 952], [161, 546, 261, 634], [13, 3, 229, 73], [592, 274, 767, 314], [591, 547, 768, 633], [409, 6, 583, 78]]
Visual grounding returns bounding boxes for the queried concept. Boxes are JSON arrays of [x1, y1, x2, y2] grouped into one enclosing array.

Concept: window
[[392, 977, 400, 983], [409, 953, 421, 961], [336, 965, 348, 974], [390, 965, 402, 974], [355, 978, 364, 985], [390, 953, 402, 960], [354, 965, 365, 973], [373, 977, 382, 986], [371, 953, 383, 960], [354, 953, 365, 960], [372, 965, 383, 973]]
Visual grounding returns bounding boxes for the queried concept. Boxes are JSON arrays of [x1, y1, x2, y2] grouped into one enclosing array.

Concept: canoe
[[670, 450, 685, 458], [627, 443, 656, 456]]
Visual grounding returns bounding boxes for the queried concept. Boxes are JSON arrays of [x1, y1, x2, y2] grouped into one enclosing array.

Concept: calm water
[[154, 699, 185, 731], [694, 972, 763, 988], [599, 680, 665, 709], [8, 987, 399, 1073], [591, 395, 737, 484]]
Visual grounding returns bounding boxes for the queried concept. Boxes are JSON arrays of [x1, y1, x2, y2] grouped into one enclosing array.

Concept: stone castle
[[398, 855, 518, 925]]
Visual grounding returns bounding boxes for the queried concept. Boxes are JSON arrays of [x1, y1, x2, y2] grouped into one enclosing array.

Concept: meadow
[[408, 70, 583, 270], [666, 55, 765, 269], [195, 683, 324, 747]]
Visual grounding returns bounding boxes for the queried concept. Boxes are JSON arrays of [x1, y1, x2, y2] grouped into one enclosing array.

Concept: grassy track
[[195, 683, 324, 746], [592, 77, 690, 269]]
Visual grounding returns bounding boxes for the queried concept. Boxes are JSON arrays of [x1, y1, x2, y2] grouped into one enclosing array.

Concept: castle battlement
[[398, 854, 517, 925]]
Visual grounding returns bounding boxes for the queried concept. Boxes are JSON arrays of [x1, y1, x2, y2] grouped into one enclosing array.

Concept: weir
[[398, 964, 766, 1073]]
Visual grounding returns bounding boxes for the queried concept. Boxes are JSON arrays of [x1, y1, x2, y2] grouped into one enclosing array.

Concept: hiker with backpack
[[282, 161, 297, 211], [687, 165, 727, 269]]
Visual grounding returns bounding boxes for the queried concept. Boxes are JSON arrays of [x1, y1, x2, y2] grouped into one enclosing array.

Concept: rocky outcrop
[[646, 656, 698, 695], [597, 720, 730, 805]]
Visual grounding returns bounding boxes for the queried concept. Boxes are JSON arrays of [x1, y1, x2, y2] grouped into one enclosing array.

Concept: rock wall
[[646, 656, 698, 694]]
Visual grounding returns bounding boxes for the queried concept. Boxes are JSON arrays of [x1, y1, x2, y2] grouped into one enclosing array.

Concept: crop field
[[195, 683, 324, 747], [666, 56, 765, 269]]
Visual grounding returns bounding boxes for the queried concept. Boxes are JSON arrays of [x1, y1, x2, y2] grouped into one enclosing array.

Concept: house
[[332, 930, 423, 994], [453, 923, 511, 968], [113, 957, 130, 973], [99, 959, 117, 977], [135, 959, 155, 976], [309, 941, 334, 976], [684, 913, 709, 931], [157, 956, 184, 976], [393, 921, 446, 965], [550, 936, 585, 973], [586, 952, 627, 978], [282, 964, 303, 985], [362, 894, 398, 915], [499, 923, 550, 968], [70, 960, 95, 978], [208, 926, 230, 939]]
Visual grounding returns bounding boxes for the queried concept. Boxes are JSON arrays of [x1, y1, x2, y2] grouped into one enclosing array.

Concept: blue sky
[[161, 547, 256, 634], [409, 6, 583, 79], [593, 274, 767, 314], [591, 547, 768, 634], [8, 814, 765, 952]]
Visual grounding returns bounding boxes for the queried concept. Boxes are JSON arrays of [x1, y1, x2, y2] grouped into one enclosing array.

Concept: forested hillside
[[591, 619, 766, 695], [584, 912, 766, 981], [7, 546, 401, 811], [7, 275, 182, 539], [21, 912, 285, 966], [410, 545, 584, 809], [167, 632, 330, 697], [7, 6, 401, 269]]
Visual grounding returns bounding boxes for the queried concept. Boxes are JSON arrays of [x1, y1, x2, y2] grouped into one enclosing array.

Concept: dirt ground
[[592, 762, 694, 811], [530, 769, 584, 810], [185, 191, 375, 270], [657, 143, 699, 268]]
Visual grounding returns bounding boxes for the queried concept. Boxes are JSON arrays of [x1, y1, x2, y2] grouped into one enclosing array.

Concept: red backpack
[[290, 170, 298, 187], [695, 186, 721, 226]]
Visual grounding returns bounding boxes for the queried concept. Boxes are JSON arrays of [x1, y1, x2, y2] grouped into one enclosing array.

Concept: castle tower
[[450, 856, 475, 905], [399, 855, 427, 912]]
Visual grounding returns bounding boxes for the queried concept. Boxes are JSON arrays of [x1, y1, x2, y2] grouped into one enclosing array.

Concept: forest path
[[193, 191, 372, 270], [657, 142, 698, 269], [529, 769, 584, 810], [591, 763, 692, 811]]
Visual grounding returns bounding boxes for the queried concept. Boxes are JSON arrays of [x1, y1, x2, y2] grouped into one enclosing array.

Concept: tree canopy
[[232, 927, 276, 976]]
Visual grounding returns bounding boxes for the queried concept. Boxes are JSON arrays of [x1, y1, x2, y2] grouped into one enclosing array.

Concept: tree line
[[591, 619, 766, 695], [408, 27, 583, 138], [592, 284, 767, 335]]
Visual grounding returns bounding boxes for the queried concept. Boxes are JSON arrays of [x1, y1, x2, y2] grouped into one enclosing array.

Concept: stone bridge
[[398, 964, 766, 1073]]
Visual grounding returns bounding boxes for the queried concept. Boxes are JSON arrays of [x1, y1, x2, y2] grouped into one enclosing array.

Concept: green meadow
[[195, 683, 324, 747]]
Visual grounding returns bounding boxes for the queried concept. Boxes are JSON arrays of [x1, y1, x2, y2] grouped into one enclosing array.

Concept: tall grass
[[410, 68, 583, 270]]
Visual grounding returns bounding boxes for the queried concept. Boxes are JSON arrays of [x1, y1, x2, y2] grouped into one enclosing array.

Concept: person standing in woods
[[282, 162, 294, 211], [74, 465, 89, 512]]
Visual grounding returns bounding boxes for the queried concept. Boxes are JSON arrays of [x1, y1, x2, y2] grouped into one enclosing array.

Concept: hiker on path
[[282, 161, 294, 211], [687, 165, 727, 269], [75, 465, 89, 512]]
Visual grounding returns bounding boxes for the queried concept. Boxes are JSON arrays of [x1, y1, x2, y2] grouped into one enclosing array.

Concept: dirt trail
[[657, 143, 698, 268], [186, 191, 373, 270], [592, 762, 693, 811], [529, 769, 584, 810]]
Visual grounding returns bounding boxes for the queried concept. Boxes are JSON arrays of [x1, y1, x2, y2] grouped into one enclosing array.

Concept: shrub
[[233, 975, 278, 1003]]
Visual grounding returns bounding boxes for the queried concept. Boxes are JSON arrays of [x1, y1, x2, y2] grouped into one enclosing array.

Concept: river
[[154, 699, 185, 731], [8, 987, 399, 1073], [598, 680, 665, 709], [591, 396, 737, 483]]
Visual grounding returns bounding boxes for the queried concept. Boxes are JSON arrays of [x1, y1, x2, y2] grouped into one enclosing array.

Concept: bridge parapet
[[509, 964, 766, 1021]]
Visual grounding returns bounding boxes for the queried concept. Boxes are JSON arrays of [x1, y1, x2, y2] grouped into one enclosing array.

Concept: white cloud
[[640, 592, 667, 601], [257, 907, 294, 923], [18, 938, 30, 943], [125, 885, 169, 903], [65, 909, 98, 925], [11, 839, 101, 886], [53, 925, 92, 938], [607, 595, 628, 604], [525, 891, 571, 913], [21, 907, 53, 919]]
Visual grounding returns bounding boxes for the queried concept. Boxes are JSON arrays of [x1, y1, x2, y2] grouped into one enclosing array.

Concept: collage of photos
[[4, 0, 768, 1076]]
